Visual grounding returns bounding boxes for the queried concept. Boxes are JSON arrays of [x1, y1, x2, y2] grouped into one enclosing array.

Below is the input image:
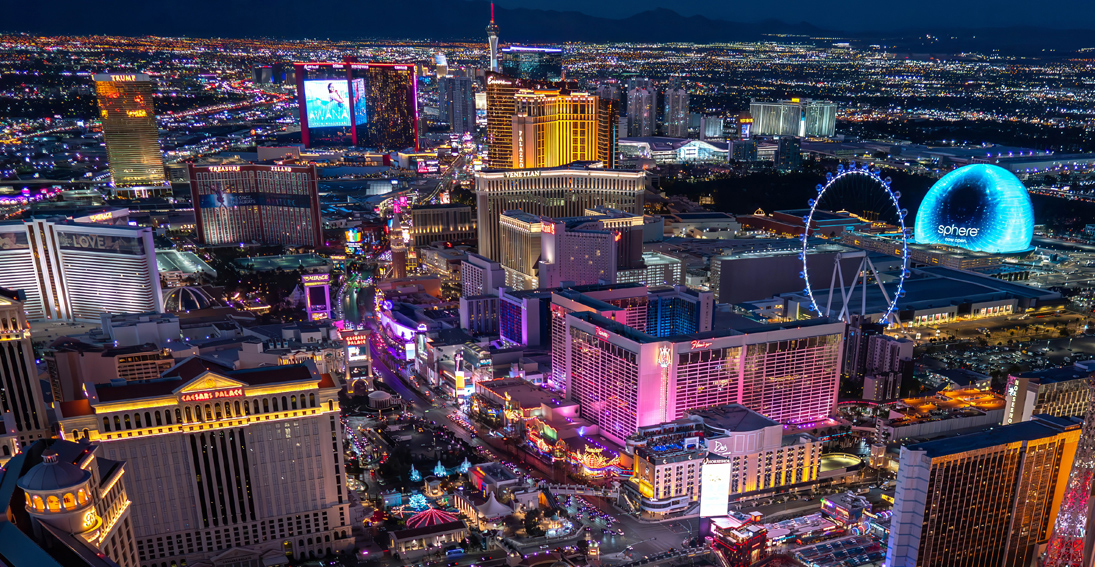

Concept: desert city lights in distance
[[4, 16, 1095, 567]]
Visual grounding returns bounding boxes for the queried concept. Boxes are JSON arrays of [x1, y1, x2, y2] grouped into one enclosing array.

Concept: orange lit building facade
[[886, 415, 1080, 567], [56, 359, 356, 567], [511, 90, 598, 169], [93, 73, 168, 197]]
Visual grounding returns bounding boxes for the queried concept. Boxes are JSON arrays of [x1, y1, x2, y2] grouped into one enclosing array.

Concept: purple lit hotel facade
[[557, 311, 844, 445]]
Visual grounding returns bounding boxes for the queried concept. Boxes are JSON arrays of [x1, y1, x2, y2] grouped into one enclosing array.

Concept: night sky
[[494, 0, 1095, 31], [4, 0, 1093, 40]]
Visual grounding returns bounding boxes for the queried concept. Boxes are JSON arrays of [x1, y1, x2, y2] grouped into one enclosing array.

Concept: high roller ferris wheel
[[800, 162, 910, 327]]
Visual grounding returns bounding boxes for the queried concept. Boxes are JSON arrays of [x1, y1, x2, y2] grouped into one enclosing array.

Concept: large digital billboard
[[295, 62, 418, 150], [303, 79, 351, 128], [351, 78, 367, 125], [700, 458, 732, 518], [914, 164, 1034, 254]]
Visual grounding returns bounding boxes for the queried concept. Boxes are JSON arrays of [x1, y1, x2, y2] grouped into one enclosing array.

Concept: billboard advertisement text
[[304, 80, 351, 128]]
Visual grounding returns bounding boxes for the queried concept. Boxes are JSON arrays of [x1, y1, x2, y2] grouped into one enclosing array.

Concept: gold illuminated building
[[886, 415, 1080, 567], [511, 90, 598, 168], [94, 73, 167, 196], [487, 75, 618, 169], [56, 357, 357, 565], [10, 439, 140, 567], [487, 72, 620, 169]]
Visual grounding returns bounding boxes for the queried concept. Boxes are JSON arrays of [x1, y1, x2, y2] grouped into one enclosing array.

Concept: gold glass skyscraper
[[94, 73, 167, 196], [886, 415, 1080, 567], [511, 90, 598, 169], [486, 73, 618, 169]]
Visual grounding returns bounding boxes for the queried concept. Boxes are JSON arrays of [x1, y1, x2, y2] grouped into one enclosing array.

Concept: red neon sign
[[543, 223, 555, 235], [596, 328, 611, 341], [690, 340, 713, 350], [180, 387, 244, 403], [339, 330, 370, 345]]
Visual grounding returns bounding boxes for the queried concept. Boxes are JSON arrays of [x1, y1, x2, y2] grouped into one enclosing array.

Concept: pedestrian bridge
[[540, 483, 619, 499]]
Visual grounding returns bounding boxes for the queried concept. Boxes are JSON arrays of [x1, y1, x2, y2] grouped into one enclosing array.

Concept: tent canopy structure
[[476, 492, 512, 519]]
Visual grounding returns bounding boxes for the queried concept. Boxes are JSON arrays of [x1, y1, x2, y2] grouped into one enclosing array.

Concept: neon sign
[[502, 170, 540, 178], [302, 273, 329, 286], [126, 109, 147, 118], [542, 223, 555, 235], [270, 166, 292, 172], [87, 212, 113, 222], [339, 330, 370, 345], [208, 165, 241, 173], [108, 74, 137, 82], [595, 328, 611, 341], [658, 346, 672, 368], [487, 76, 513, 86], [180, 387, 244, 403], [690, 340, 712, 350]]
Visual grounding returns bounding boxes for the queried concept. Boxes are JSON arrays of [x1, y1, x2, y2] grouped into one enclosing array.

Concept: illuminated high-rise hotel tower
[[487, 4, 500, 73], [93, 73, 168, 198], [0, 288, 50, 451]]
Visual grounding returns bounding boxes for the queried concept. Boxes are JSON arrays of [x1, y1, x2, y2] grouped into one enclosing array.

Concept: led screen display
[[307, 286, 327, 312], [303, 79, 351, 128], [914, 164, 1034, 254], [351, 78, 367, 125], [700, 459, 732, 518]]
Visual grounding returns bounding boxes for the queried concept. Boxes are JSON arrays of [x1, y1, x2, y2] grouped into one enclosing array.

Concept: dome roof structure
[[163, 286, 216, 313], [913, 163, 1034, 254], [17, 450, 91, 492]]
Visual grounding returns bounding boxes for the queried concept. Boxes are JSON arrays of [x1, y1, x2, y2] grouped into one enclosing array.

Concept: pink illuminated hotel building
[[557, 308, 844, 445]]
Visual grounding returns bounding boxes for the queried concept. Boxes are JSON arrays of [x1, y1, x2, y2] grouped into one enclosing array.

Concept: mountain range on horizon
[[4, 0, 1094, 54]]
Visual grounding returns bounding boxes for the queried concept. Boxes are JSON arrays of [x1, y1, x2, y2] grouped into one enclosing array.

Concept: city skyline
[[3, 7, 1095, 567]]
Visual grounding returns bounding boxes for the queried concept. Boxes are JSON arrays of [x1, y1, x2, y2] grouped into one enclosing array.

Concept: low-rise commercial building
[[624, 404, 822, 517]]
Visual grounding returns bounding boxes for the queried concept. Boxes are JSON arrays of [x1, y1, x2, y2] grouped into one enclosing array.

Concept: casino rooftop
[[568, 309, 839, 345], [907, 414, 1080, 458]]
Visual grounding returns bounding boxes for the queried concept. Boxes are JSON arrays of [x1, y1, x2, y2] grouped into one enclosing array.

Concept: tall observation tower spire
[[486, 3, 500, 73], [1044, 377, 1095, 567]]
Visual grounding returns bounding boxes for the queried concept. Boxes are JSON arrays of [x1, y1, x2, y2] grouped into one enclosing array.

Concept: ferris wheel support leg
[[837, 259, 854, 322], [860, 256, 868, 323], [867, 257, 898, 327], [825, 256, 840, 318]]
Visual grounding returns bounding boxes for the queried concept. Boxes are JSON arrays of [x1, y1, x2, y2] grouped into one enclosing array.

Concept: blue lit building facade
[[914, 164, 1034, 254], [646, 286, 714, 338]]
